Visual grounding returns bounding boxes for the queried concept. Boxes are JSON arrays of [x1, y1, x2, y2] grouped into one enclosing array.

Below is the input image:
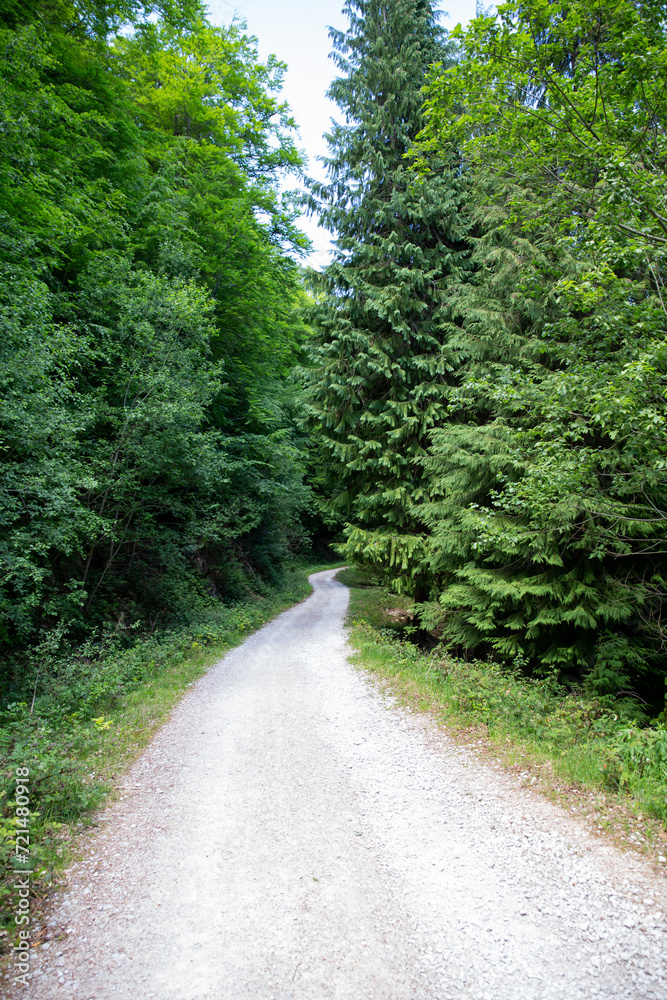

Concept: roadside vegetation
[[341, 567, 667, 862], [0, 559, 333, 947]]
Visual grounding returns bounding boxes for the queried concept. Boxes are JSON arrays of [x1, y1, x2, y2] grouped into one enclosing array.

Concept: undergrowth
[[0, 559, 335, 945], [340, 567, 667, 845]]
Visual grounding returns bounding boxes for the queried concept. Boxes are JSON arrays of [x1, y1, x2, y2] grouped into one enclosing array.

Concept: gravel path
[[15, 569, 667, 999]]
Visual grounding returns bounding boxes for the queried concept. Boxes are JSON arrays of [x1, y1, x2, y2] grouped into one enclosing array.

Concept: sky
[[205, 0, 476, 268]]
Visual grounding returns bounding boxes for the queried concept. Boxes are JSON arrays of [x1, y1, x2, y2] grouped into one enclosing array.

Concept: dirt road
[[15, 569, 667, 999]]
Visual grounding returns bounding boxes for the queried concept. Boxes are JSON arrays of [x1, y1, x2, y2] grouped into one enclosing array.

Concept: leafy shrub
[[608, 726, 667, 821]]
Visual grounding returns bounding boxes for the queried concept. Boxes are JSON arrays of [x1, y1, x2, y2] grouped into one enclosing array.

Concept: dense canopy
[[0, 0, 312, 653]]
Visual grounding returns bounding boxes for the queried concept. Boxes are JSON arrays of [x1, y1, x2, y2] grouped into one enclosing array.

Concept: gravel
[[8, 568, 667, 999]]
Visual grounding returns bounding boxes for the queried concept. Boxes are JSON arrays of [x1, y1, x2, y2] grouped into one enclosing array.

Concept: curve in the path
[[12, 569, 667, 1000]]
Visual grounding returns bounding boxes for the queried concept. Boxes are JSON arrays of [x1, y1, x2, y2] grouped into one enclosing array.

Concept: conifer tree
[[415, 0, 667, 703], [305, 0, 470, 597]]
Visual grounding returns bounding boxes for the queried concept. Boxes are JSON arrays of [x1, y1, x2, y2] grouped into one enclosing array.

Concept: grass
[[0, 558, 337, 952], [339, 566, 667, 867]]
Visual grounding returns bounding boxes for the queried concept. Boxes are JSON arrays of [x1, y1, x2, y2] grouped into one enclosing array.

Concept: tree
[[0, 2, 312, 648], [305, 0, 471, 598], [415, 0, 667, 705]]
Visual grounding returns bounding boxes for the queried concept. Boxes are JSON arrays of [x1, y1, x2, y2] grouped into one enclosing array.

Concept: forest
[[0, 0, 314, 659], [0, 0, 666, 882]]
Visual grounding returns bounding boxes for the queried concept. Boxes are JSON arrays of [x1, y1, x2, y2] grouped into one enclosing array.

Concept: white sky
[[205, 1, 476, 268]]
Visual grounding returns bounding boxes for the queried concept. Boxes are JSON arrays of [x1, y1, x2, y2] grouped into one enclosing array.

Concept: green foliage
[[411, 0, 667, 704], [303, 0, 471, 598], [0, 0, 206, 37], [609, 726, 667, 820], [0, 1, 313, 656]]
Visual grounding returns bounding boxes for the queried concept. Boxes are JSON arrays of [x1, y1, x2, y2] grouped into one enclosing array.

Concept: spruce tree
[[305, 0, 470, 598], [415, 0, 667, 703]]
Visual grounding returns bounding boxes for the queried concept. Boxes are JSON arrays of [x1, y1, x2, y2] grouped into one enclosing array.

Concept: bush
[[608, 726, 667, 821]]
